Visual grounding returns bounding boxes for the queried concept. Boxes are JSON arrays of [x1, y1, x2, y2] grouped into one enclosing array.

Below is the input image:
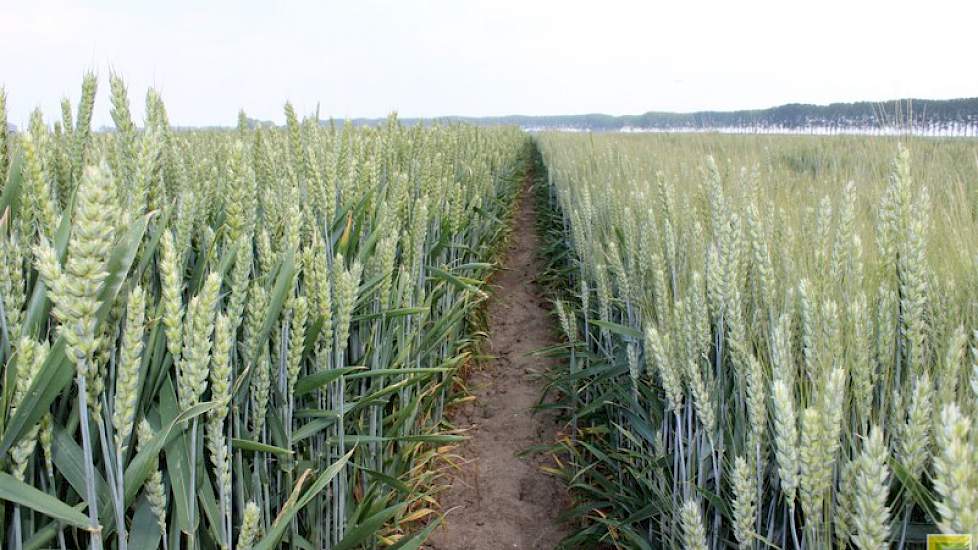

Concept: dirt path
[[427, 171, 569, 549]]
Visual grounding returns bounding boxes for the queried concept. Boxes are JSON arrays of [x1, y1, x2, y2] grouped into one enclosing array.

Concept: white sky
[[3, 0, 977, 128]]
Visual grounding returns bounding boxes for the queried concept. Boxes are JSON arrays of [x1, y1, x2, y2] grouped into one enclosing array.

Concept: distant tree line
[[338, 98, 978, 134], [230, 98, 978, 135]]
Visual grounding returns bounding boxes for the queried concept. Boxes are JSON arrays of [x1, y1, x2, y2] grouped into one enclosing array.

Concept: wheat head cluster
[[537, 132, 978, 549], [0, 75, 526, 550]]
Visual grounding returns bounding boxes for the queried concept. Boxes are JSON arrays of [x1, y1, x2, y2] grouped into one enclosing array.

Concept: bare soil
[[426, 176, 569, 549]]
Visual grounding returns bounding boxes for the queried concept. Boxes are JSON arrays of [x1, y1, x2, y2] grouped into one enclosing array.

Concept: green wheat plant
[[534, 131, 978, 548], [0, 74, 526, 550]]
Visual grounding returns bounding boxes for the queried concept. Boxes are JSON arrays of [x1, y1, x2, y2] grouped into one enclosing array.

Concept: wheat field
[[0, 75, 526, 550], [2, 71, 978, 550], [535, 132, 978, 548]]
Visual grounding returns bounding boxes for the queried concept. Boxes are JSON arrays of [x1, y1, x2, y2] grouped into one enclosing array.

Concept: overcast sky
[[3, 0, 977, 128]]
